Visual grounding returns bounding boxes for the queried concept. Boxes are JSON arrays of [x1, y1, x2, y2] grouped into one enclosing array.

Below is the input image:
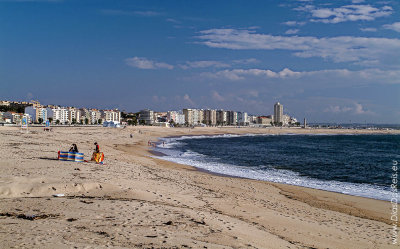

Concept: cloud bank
[[196, 28, 400, 65], [295, 4, 393, 23], [201, 67, 400, 85], [383, 22, 400, 32]]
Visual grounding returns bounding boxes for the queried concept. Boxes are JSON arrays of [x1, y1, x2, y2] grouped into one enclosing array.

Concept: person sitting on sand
[[69, 144, 79, 153], [94, 142, 100, 153]]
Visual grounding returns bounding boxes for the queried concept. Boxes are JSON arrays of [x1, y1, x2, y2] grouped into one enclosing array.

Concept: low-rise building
[[0, 101, 11, 106], [257, 116, 273, 126], [3, 112, 24, 124], [139, 109, 154, 125], [282, 114, 291, 126], [248, 115, 258, 124]]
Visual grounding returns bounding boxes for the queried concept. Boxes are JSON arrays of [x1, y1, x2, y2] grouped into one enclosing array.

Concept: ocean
[[153, 134, 400, 202]]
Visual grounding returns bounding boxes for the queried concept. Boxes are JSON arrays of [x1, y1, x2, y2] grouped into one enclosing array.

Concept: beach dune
[[0, 126, 398, 248]]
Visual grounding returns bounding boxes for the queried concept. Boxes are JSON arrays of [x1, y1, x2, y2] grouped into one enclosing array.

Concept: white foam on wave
[[153, 135, 395, 202]]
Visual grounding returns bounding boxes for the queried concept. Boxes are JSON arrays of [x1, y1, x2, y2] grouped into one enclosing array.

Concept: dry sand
[[0, 126, 398, 248]]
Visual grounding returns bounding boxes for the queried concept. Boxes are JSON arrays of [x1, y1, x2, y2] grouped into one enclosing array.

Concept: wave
[[153, 135, 395, 202]]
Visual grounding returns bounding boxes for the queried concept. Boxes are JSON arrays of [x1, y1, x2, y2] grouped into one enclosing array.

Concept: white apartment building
[[90, 109, 101, 124], [68, 107, 81, 124], [51, 107, 69, 124], [102, 110, 121, 123], [193, 109, 201, 125], [167, 111, 185, 125]]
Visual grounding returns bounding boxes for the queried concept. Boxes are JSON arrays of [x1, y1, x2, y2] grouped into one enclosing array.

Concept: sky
[[0, 0, 399, 123]]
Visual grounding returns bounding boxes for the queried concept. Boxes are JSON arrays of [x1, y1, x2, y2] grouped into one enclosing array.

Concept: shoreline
[[0, 126, 398, 248], [150, 132, 396, 203]]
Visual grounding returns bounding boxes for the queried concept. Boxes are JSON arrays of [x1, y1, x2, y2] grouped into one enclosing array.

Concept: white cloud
[[285, 29, 300, 34], [125, 57, 174, 70], [211, 91, 225, 102], [324, 105, 352, 113], [383, 22, 400, 32], [296, 4, 393, 23], [232, 58, 260, 65], [202, 68, 303, 80], [180, 60, 230, 69], [201, 67, 400, 85], [166, 18, 180, 23], [360, 27, 377, 32], [324, 103, 374, 115], [196, 28, 400, 65], [183, 94, 195, 105], [179, 58, 259, 69], [282, 21, 306, 26]]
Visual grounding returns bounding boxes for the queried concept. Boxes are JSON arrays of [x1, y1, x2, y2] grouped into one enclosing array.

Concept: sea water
[[154, 134, 400, 202]]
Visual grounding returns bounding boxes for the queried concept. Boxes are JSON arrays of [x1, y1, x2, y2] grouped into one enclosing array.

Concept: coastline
[[150, 132, 396, 203], [0, 126, 398, 248], [148, 130, 397, 223]]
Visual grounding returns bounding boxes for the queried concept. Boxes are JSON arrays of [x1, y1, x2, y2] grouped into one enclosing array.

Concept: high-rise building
[[237, 112, 248, 126], [274, 102, 283, 125], [204, 109, 217, 126], [226, 111, 238, 125], [183, 109, 194, 125], [216, 110, 227, 125]]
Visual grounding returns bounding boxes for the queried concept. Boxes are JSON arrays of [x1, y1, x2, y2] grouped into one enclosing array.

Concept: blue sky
[[1, 0, 399, 123]]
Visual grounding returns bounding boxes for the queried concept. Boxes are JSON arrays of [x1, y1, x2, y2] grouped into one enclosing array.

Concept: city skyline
[[1, 0, 399, 123]]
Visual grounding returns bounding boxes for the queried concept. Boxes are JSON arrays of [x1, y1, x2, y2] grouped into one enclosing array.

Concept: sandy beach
[[0, 126, 398, 248]]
